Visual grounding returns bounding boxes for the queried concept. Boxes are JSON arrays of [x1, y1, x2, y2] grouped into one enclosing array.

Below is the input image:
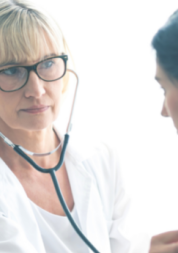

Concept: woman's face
[[0, 45, 65, 132], [155, 62, 178, 131]]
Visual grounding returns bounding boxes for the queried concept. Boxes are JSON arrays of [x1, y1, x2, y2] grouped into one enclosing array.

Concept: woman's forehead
[[0, 26, 64, 67], [0, 36, 64, 67]]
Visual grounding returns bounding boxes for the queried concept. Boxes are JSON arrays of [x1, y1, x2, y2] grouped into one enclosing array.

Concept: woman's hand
[[149, 231, 178, 253]]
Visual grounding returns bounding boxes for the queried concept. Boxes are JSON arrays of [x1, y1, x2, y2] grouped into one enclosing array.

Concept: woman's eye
[[2, 68, 17, 76], [40, 61, 54, 69]]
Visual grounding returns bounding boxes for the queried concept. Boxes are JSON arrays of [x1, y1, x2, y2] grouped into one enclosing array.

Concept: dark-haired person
[[149, 10, 178, 253]]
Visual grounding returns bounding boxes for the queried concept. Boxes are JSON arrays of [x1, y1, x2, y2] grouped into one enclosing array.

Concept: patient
[[149, 10, 178, 253]]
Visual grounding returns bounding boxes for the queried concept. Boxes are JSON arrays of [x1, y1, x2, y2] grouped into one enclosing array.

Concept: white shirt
[[0, 133, 131, 253], [30, 201, 88, 253]]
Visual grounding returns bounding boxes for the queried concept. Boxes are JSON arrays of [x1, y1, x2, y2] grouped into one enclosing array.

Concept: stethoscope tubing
[[13, 135, 100, 253], [51, 169, 100, 253], [13, 134, 69, 173], [0, 69, 101, 253]]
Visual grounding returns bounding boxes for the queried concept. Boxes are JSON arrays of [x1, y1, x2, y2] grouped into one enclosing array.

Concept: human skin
[[0, 35, 65, 168], [155, 62, 178, 127], [149, 231, 178, 253], [0, 38, 74, 216], [149, 63, 178, 252]]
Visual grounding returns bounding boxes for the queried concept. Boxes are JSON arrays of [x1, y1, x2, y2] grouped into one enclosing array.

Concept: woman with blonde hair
[[149, 9, 178, 253], [0, 0, 130, 252]]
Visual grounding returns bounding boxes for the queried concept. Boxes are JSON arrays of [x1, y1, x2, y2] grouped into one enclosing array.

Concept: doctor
[[0, 0, 130, 252], [150, 9, 178, 253]]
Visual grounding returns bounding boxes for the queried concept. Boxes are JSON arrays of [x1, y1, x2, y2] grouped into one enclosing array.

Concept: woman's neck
[[0, 119, 61, 171]]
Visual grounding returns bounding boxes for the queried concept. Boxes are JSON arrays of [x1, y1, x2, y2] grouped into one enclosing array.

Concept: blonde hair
[[0, 0, 70, 91]]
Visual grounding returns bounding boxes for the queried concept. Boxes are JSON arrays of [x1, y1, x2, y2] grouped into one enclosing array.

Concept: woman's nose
[[24, 71, 46, 98], [161, 100, 169, 117]]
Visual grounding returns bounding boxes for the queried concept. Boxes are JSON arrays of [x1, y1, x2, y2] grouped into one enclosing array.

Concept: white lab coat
[[0, 133, 131, 253]]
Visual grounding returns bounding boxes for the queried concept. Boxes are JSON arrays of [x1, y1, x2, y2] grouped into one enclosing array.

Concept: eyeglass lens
[[0, 57, 65, 91]]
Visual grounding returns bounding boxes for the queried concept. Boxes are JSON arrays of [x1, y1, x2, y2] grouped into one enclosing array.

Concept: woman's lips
[[21, 106, 49, 114]]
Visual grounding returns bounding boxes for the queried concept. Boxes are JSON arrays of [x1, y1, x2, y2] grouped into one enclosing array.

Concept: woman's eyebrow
[[0, 60, 19, 67], [40, 53, 58, 60]]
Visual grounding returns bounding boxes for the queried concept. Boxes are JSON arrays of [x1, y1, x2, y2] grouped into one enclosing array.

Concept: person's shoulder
[[68, 133, 122, 183], [68, 132, 118, 165]]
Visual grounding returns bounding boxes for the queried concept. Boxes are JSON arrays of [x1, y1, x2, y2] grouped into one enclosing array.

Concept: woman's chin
[[20, 121, 53, 132]]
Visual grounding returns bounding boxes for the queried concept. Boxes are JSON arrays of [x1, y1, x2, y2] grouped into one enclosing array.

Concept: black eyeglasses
[[0, 55, 68, 92]]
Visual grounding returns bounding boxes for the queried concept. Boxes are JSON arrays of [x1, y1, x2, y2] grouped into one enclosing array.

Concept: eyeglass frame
[[0, 54, 68, 92]]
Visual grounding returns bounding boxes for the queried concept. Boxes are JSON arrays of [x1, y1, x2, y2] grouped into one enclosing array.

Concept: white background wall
[[41, 0, 178, 238]]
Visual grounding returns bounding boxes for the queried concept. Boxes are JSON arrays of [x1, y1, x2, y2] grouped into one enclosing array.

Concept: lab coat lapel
[[0, 158, 46, 253], [65, 155, 92, 239], [51, 129, 111, 252], [65, 151, 111, 253]]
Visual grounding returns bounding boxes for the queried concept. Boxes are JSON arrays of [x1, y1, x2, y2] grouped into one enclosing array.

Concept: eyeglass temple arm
[[66, 69, 79, 134]]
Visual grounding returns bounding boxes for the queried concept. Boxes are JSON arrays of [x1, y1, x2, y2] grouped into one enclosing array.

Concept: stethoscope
[[0, 69, 100, 253]]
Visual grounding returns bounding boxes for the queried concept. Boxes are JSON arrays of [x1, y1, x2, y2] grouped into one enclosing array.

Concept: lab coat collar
[[58, 132, 111, 253], [54, 128, 111, 252], [53, 126, 97, 164], [0, 128, 111, 253], [65, 156, 111, 253]]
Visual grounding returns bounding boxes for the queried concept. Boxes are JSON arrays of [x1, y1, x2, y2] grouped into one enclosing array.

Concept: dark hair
[[152, 10, 178, 81]]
